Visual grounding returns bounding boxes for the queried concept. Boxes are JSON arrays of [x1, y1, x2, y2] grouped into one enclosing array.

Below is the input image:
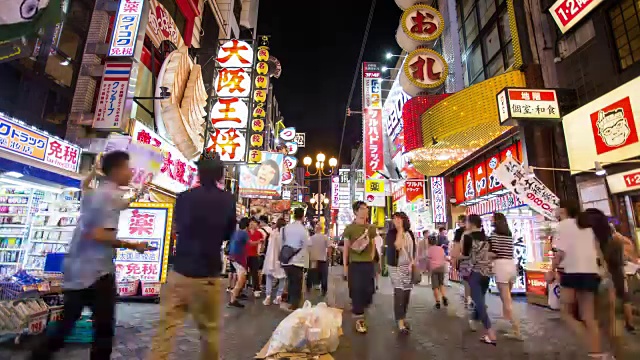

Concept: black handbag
[[278, 228, 300, 264]]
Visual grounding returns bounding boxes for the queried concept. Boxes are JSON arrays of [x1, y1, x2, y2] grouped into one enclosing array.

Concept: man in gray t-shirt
[[306, 224, 330, 295]]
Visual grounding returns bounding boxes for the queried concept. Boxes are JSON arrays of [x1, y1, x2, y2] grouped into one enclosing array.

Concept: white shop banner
[[493, 158, 559, 220]]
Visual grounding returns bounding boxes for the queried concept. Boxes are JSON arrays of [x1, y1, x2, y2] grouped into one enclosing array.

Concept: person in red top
[[247, 218, 265, 297]]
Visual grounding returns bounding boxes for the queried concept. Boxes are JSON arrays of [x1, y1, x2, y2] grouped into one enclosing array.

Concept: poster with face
[[239, 152, 285, 199], [590, 97, 638, 155]]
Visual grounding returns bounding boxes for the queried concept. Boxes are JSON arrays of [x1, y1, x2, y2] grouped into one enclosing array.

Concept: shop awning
[[408, 70, 526, 176]]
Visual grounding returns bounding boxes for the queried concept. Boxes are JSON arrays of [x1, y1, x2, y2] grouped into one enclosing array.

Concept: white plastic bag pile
[[266, 301, 342, 357]]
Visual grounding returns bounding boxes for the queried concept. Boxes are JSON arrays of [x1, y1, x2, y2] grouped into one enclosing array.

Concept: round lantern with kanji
[[255, 75, 268, 89], [253, 105, 266, 118], [257, 47, 270, 61], [250, 134, 264, 147], [248, 149, 262, 163], [254, 89, 267, 103], [251, 119, 265, 132], [400, 48, 448, 96], [256, 62, 269, 75]]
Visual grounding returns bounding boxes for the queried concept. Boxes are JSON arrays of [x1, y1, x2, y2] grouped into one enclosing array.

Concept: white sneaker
[[273, 296, 281, 305], [262, 297, 271, 306], [254, 291, 261, 298]]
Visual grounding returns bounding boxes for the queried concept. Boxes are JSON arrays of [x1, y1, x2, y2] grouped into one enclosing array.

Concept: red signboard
[[589, 97, 638, 155], [454, 174, 464, 204], [392, 183, 406, 202], [363, 108, 384, 178], [624, 171, 640, 188], [405, 180, 425, 203], [474, 162, 488, 197], [462, 168, 475, 201], [500, 144, 518, 162], [526, 270, 548, 297], [549, 0, 605, 34]]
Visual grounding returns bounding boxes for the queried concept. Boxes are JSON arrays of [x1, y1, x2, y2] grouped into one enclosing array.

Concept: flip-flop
[[479, 335, 497, 346]]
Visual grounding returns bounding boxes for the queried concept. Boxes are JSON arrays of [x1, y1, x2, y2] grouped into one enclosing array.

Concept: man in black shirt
[[149, 155, 236, 360]]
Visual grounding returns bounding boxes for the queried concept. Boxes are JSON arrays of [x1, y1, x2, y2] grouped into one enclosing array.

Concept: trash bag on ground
[[266, 301, 342, 357]]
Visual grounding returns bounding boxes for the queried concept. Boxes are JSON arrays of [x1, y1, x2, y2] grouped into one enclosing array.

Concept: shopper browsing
[[149, 154, 236, 360], [30, 151, 153, 360]]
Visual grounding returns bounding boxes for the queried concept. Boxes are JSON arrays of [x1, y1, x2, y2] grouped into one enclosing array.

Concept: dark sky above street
[[257, 0, 402, 166]]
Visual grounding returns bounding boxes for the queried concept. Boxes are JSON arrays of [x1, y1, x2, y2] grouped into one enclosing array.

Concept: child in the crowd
[[427, 236, 449, 309]]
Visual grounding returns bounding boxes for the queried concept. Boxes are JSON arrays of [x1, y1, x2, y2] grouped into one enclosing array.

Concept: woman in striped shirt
[[489, 212, 521, 339]]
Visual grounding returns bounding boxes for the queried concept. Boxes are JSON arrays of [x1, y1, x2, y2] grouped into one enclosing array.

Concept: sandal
[[355, 319, 368, 334], [398, 326, 410, 335], [479, 335, 497, 346]]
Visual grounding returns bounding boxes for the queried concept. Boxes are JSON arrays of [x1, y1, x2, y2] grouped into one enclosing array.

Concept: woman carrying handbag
[[385, 212, 419, 334]]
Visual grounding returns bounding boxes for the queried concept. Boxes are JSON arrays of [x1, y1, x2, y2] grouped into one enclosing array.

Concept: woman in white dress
[[263, 218, 287, 305]]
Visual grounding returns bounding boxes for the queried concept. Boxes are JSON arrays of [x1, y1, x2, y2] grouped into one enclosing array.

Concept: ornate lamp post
[[302, 153, 338, 216]]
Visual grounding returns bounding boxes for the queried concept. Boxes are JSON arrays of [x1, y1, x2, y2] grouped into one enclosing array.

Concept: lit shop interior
[[0, 158, 82, 277]]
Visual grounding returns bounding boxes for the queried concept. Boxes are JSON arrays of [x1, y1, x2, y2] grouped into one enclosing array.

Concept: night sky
[[257, 0, 402, 166]]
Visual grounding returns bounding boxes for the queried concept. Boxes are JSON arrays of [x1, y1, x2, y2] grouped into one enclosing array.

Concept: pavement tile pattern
[[1, 267, 639, 359]]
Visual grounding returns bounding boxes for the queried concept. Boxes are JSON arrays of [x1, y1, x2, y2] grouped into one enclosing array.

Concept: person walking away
[[343, 201, 378, 334], [610, 223, 638, 332], [281, 208, 310, 311], [148, 155, 236, 360], [546, 206, 607, 359], [31, 151, 152, 360], [427, 236, 448, 309], [307, 223, 330, 296], [228, 218, 250, 308], [385, 212, 417, 333], [489, 212, 521, 339], [246, 218, 265, 298], [461, 214, 497, 345], [451, 215, 472, 307], [263, 218, 287, 305]]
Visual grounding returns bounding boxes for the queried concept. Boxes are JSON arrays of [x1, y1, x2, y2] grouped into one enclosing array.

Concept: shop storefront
[[0, 113, 83, 276], [562, 76, 640, 246], [391, 180, 432, 235]]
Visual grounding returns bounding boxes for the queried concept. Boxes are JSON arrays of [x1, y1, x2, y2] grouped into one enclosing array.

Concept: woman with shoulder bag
[[385, 212, 418, 334]]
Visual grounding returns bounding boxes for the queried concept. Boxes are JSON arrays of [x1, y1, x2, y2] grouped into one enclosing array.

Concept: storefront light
[[594, 161, 607, 176], [3, 171, 24, 178], [0, 177, 63, 194]]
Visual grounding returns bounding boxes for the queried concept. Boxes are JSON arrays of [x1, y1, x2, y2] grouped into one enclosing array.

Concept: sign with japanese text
[[146, 0, 184, 48], [465, 192, 524, 216], [0, 113, 81, 172], [365, 179, 385, 207], [363, 108, 384, 178], [486, 153, 503, 192], [400, 4, 444, 44], [293, 132, 306, 147], [362, 62, 385, 178], [400, 48, 448, 96], [392, 181, 406, 203], [115, 203, 173, 283], [405, 180, 425, 203], [108, 0, 144, 57], [132, 122, 198, 193], [383, 76, 411, 156], [493, 158, 559, 220], [496, 88, 560, 125], [474, 162, 488, 197], [206, 128, 247, 162], [430, 177, 447, 223], [93, 62, 132, 131], [210, 97, 249, 129], [331, 175, 340, 208], [563, 77, 640, 173], [549, 0, 605, 34], [606, 168, 640, 194]]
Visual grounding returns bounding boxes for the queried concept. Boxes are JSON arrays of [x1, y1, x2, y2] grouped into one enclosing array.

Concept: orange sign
[[0, 117, 48, 161]]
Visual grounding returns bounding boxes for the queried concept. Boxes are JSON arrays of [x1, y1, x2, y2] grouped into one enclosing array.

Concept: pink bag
[[350, 228, 370, 253]]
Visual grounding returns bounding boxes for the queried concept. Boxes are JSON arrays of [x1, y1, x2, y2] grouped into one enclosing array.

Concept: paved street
[[2, 267, 639, 359]]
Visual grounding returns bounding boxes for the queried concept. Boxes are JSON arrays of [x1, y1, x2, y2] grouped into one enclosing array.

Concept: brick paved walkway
[[1, 267, 639, 359]]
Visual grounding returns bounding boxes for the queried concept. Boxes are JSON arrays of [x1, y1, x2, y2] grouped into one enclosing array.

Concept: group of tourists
[[225, 209, 331, 311]]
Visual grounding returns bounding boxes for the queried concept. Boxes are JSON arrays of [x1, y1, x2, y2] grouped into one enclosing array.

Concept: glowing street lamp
[[304, 152, 338, 222]]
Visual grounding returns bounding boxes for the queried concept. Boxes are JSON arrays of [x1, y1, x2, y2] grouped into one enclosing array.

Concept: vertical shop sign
[[362, 62, 384, 178], [463, 168, 475, 201], [365, 179, 386, 207], [108, 0, 144, 57], [485, 152, 503, 192], [474, 162, 488, 197], [430, 177, 447, 223], [493, 158, 559, 220], [209, 39, 253, 162], [93, 62, 132, 131], [331, 175, 340, 208], [405, 180, 425, 203]]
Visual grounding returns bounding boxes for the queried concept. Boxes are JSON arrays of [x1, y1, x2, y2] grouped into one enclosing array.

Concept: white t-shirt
[[554, 218, 599, 274]]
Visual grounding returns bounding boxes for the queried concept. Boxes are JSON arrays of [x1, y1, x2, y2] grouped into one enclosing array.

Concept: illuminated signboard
[[549, 0, 604, 34], [430, 177, 447, 223], [496, 88, 560, 125], [93, 62, 132, 131], [108, 0, 144, 57], [362, 62, 384, 179]]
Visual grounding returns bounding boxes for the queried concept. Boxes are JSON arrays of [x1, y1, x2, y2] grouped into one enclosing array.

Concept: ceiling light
[[594, 161, 606, 176], [386, 52, 393, 59], [4, 171, 24, 178], [60, 58, 70, 66]]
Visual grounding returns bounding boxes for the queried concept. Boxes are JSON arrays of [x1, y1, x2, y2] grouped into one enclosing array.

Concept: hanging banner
[[93, 62, 132, 131], [493, 158, 559, 220], [331, 175, 340, 208], [430, 177, 447, 223]]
